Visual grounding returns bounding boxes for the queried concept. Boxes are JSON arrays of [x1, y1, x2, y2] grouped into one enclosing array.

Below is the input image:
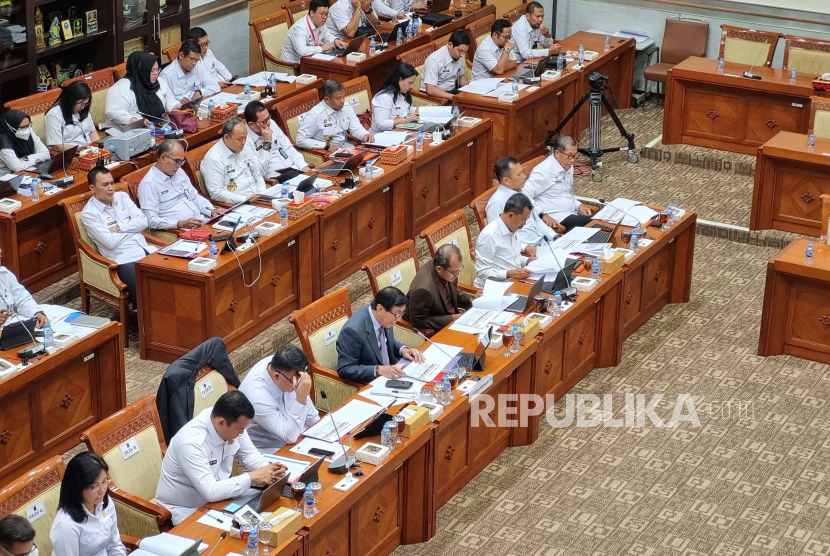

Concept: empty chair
[[784, 35, 830, 75], [644, 19, 709, 97], [718, 25, 781, 67]]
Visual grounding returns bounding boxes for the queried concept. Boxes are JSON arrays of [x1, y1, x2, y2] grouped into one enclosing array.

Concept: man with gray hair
[[404, 243, 476, 332], [474, 192, 535, 288], [0, 515, 37, 556], [201, 117, 267, 204], [138, 139, 219, 230], [524, 134, 596, 231], [297, 79, 374, 151]]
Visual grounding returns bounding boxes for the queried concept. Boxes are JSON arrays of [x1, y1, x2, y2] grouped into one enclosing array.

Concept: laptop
[[281, 456, 326, 498], [0, 174, 26, 199], [117, 119, 147, 133], [34, 146, 78, 176], [331, 34, 368, 57], [585, 219, 622, 244], [541, 258, 579, 294], [0, 317, 37, 350], [224, 473, 290, 513], [379, 19, 410, 43], [504, 276, 544, 313], [317, 152, 367, 176], [415, 0, 451, 14], [514, 55, 551, 80]]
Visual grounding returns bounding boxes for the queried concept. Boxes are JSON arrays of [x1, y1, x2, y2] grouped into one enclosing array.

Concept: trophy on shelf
[[70, 6, 84, 37], [85, 62, 94, 74], [47, 13, 62, 46], [35, 7, 45, 47], [37, 65, 53, 90], [85, 9, 98, 33], [61, 19, 73, 40]]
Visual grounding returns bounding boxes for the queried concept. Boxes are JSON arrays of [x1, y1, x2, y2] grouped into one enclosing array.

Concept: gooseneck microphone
[[742, 38, 769, 80], [542, 235, 576, 300], [319, 390, 357, 474]]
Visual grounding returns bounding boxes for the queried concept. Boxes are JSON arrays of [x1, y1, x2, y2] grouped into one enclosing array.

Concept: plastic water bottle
[[511, 76, 518, 93], [552, 291, 562, 317], [604, 34, 611, 52], [592, 258, 601, 282], [511, 324, 521, 352], [149, 122, 155, 136], [31, 179, 40, 202], [245, 527, 258, 556], [207, 99, 214, 119], [268, 72, 277, 90], [404, 0, 409, 12], [790, 68, 797, 84], [630, 231, 639, 253], [413, 14, 419, 34], [460, 0, 466, 8], [381, 422, 393, 447], [416, 130, 423, 152], [108, 140, 117, 161], [209, 241, 218, 259], [556, 53, 564, 72], [396, 27, 403, 45], [717, 58, 725, 74], [806, 243, 814, 265], [365, 159, 374, 182], [243, 82, 251, 100], [303, 485, 315, 518], [578, 44, 585, 66], [281, 182, 289, 196], [44, 323, 53, 347], [808, 134, 816, 152], [452, 105, 460, 128], [369, 37, 376, 56], [666, 205, 674, 229], [280, 203, 288, 224]]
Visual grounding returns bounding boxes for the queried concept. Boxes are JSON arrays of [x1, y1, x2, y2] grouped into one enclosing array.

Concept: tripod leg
[[601, 95, 636, 152], [548, 91, 591, 144]]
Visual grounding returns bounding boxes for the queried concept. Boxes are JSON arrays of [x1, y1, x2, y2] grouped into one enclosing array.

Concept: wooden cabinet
[[116, 0, 189, 62], [434, 411, 469, 503], [563, 303, 598, 381], [257, 238, 299, 320], [354, 474, 400, 556]]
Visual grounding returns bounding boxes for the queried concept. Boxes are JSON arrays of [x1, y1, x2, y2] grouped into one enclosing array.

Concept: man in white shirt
[[510, 2, 560, 63], [155, 390, 287, 525], [474, 192, 535, 288], [202, 117, 267, 204], [158, 39, 221, 112], [421, 30, 469, 99], [243, 101, 309, 178], [0, 515, 37, 556], [81, 167, 157, 301], [326, 0, 382, 40], [0, 246, 48, 329], [138, 140, 219, 230], [238, 345, 320, 454], [189, 27, 234, 87], [282, 0, 348, 63], [297, 80, 374, 151], [471, 19, 518, 81], [524, 134, 595, 231]]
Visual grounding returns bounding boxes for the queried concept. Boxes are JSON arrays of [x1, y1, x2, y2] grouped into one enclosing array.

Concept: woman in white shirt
[[45, 81, 100, 151], [370, 63, 420, 133], [104, 51, 169, 129], [0, 110, 51, 174], [50, 451, 126, 556]]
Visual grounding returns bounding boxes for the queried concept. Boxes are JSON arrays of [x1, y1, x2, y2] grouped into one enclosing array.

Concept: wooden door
[[353, 190, 392, 263], [321, 210, 355, 285], [39, 361, 95, 446], [354, 472, 400, 555], [640, 246, 674, 319], [438, 140, 473, 210], [16, 205, 73, 287], [745, 99, 803, 146], [214, 268, 255, 338], [309, 517, 350, 556], [622, 265, 644, 332], [563, 303, 598, 380], [257, 237, 299, 320], [537, 332, 564, 397], [785, 279, 830, 356], [434, 412, 469, 504], [0, 394, 34, 475], [681, 89, 741, 143], [412, 159, 443, 233], [513, 105, 536, 158], [773, 163, 827, 231], [469, 375, 511, 468]]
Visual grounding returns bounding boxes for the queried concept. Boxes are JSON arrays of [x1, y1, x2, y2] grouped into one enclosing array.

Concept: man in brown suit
[[404, 244, 474, 332]]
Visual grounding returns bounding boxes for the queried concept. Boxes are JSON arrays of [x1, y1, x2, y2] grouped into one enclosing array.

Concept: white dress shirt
[[485, 185, 556, 248], [159, 61, 221, 112], [0, 133, 50, 174], [155, 408, 270, 525], [0, 267, 42, 328], [238, 356, 321, 453], [370, 90, 411, 133], [201, 140, 266, 204], [327, 0, 374, 40], [471, 36, 515, 80], [45, 107, 95, 147], [282, 15, 337, 63], [296, 100, 369, 149], [246, 120, 307, 178], [523, 155, 580, 221], [103, 78, 171, 129], [50, 503, 127, 556], [138, 165, 215, 229], [199, 48, 232, 82], [421, 45, 464, 93], [81, 192, 156, 265], [474, 216, 528, 288], [511, 15, 551, 63]]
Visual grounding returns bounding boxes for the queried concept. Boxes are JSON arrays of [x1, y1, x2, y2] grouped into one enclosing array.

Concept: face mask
[[14, 128, 31, 140]]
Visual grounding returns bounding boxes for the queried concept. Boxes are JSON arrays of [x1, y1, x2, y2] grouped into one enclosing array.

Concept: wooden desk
[[759, 239, 830, 364], [0, 322, 125, 482], [663, 57, 816, 156], [135, 212, 318, 363], [751, 131, 830, 236]]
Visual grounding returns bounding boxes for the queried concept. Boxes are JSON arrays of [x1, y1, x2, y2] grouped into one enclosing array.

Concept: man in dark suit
[[336, 286, 426, 382], [404, 244, 475, 332]]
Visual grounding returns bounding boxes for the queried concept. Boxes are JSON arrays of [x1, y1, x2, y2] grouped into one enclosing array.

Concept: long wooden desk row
[[167, 207, 696, 556]]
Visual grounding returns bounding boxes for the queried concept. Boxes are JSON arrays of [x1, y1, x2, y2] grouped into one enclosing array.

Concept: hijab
[[125, 51, 166, 119], [0, 109, 36, 159]]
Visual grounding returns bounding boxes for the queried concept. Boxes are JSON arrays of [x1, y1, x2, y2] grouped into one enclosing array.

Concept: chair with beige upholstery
[[810, 96, 830, 139], [163, 42, 184, 64], [419, 210, 478, 293], [397, 44, 450, 107], [361, 240, 427, 344], [289, 287, 362, 412], [192, 364, 236, 417], [62, 68, 116, 129], [250, 10, 300, 75], [0, 456, 65, 556], [783, 35, 830, 75], [282, 0, 310, 24], [470, 154, 544, 230], [273, 89, 330, 167], [113, 63, 128, 80], [80, 395, 172, 540], [465, 14, 496, 58], [182, 139, 220, 200], [4, 89, 62, 144], [718, 25, 781, 68], [503, 2, 527, 24]]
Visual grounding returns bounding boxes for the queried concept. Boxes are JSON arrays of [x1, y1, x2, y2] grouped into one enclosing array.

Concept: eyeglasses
[[0, 543, 38, 556], [75, 99, 90, 107], [17, 124, 32, 130], [150, 67, 160, 75], [440, 264, 464, 277], [556, 150, 579, 160], [498, 33, 512, 40], [85, 478, 109, 494], [255, 118, 271, 128], [385, 307, 405, 319], [165, 156, 187, 167]]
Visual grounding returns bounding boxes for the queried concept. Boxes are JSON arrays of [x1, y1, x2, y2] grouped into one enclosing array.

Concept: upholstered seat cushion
[[9, 482, 61, 556], [643, 62, 674, 84], [787, 48, 830, 76], [101, 425, 165, 501], [193, 370, 231, 416], [436, 232, 475, 288]]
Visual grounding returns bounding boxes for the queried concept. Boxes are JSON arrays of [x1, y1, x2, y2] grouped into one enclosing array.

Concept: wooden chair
[[361, 240, 427, 344], [810, 96, 830, 139], [4, 89, 62, 144], [783, 35, 830, 75], [419, 210, 477, 293], [470, 187, 495, 231], [59, 185, 168, 345], [121, 166, 181, 243], [282, 0, 310, 24], [289, 287, 362, 412], [250, 10, 300, 75], [0, 456, 65, 556], [431, 36, 473, 83], [643, 19, 709, 96], [397, 44, 450, 107], [192, 363, 237, 417], [718, 25, 781, 68], [465, 14, 495, 58], [113, 62, 128, 80], [183, 139, 220, 199], [80, 395, 172, 540], [163, 41, 183, 64], [272, 89, 330, 167], [63, 68, 117, 129], [503, 2, 527, 24]]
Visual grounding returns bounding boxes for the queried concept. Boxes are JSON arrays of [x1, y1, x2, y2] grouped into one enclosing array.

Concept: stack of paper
[[459, 78, 505, 95], [359, 376, 420, 405], [613, 28, 649, 43], [471, 279, 518, 311], [289, 437, 342, 460], [418, 106, 453, 124], [262, 454, 310, 481], [482, 82, 529, 98], [233, 72, 297, 86], [449, 307, 516, 334], [593, 198, 658, 227], [302, 399, 382, 441], [549, 227, 597, 250], [366, 131, 413, 148], [285, 174, 334, 189]]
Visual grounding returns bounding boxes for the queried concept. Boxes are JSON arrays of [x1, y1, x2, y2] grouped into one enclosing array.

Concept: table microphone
[[742, 38, 768, 80], [137, 111, 185, 139], [204, 532, 227, 556], [364, 10, 388, 50], [53, 125, 75, 187], [319, 390, 357, 475], [541, 235, 577, 301]]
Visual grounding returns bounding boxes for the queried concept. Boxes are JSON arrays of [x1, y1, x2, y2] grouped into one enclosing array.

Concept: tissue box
[[541, 70, 561, 82], [287, 198, 315, 220], [498, 92, 519, 103], [346, 52, 366, 62], [518, 317, 540, 342], [380, 144, 409, 165], [297, 74, 317, 84], [572, 276, 599, 292], [610, 247, 634, 262], [602, 250, 625, 273], [73, 149, 110, 171], [356, 442, 390, 465], [399, 405, 429, 438], [265, 507, 303, 547], [416, 400, 443, 421], [0, 198, 22, 214], [458, 116, 482, 127], [209, 103, 236, 123], [188, 257, 217, 273]]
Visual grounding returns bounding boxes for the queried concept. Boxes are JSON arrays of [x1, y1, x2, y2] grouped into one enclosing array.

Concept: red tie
[[444, 281, 455, 314]]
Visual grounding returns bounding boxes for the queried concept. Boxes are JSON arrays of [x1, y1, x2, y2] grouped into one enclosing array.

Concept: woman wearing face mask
[[370, 63, 420, 133], [104, 51, 169, 129], [45, 81, 101, 152], [0, 109, 51, 174], [50, 451, 126, 556]]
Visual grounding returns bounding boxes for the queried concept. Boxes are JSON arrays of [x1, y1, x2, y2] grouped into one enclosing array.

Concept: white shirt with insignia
[[50, 502, 127, 556], [103, 78, 171, 129], [474, 215, 528, 288], [138, 165, 215, 230], [421, 45, 465, 93], [81, 192, 156, 265], [485, 185, 556, 248], [201, 139, 267, 204], [0, 267, 42, 328], [370, 89, 411, 133], [511, 15, 550, 63], [45, 106, 96, 148], [199, 48, 232, 82], [282, 14, 337, 63], [245, 119, 307, 178], [159, 60, 221, 112], [523, 155, 580, 221], [471, 36, 515, 81], [296, 100, 369, 149], [326, 0, 373, 40]]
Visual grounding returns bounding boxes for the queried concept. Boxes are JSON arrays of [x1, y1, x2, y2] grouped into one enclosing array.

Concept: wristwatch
[[325, 140, 331, 150], [262, 142, 272, 151], [374, 365, 381, 378]]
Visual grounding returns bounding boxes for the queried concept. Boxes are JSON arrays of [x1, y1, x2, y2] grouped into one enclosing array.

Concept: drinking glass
[[291, 482, 306, 512], [621, 229, 632, 244], [502, 328, 514, 357], [394, 414, 406, 444], [258, 521, 274, 554], [659, 210, 670, 232], [388, 417, 399, 449], [309, 482, 323, 516], [534, 294, 547, 313]]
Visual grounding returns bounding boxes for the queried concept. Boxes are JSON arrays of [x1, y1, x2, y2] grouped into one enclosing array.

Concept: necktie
[[444, 281, 455, 314], [378, 327, 390, 365]]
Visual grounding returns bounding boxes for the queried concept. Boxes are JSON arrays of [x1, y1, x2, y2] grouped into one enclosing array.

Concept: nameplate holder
[[297, 74, 317, 84], [27, 501, 46, 522], [188, 257, 217, 273], [466, 373, 493, 401]]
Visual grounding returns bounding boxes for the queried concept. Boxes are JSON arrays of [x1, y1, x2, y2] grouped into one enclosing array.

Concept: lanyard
[[306, 17, 319, 46]]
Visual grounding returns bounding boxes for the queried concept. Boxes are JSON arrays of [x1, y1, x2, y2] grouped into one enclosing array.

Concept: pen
[[207, 511, 224, 524], [518, 280, 534, 284], [374, 392, 415, 398]]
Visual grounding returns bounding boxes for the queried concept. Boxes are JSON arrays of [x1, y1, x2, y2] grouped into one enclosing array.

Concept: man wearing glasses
[[524, 134, 596, 232], [189, 27, 234, 88], [336, 286, 426, 382], [471, 19, 518, 80], [243, 101, 309, 178], [238, 345, 320, 453], [0, 515, 37, 556], [138, 139, 220, 230], [404, 244, 475, 333]]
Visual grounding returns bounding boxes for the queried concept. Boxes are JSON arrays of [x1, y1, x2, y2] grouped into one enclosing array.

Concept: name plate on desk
[[465, 373, 493, 401]]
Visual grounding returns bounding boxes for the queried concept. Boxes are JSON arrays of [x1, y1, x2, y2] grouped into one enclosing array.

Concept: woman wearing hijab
[[104, 51, 170, 128], [0, 109, 51, 174], [45, 80, 101, 151]]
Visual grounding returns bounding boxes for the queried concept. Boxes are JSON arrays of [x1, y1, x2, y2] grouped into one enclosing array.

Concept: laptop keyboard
[[585, 230, 612, 244], [505, 295, 527, 312]]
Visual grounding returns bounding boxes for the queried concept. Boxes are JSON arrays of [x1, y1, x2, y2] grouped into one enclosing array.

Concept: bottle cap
[[555, 290, 561, 294]]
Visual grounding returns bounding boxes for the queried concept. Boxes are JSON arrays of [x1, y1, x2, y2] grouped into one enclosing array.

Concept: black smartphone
[[309, 447, 335, 458], [385, 379, 413, 390]]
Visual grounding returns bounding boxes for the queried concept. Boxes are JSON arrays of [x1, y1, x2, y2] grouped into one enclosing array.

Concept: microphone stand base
[[742, 71, 762, 80], [327, 455, 356, 474]]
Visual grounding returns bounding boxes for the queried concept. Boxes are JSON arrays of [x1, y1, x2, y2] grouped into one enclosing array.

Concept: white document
[[39, 304, 80, 323], [262, 454, 310, 481], [400, 361, 443, 382], [422, 343, 462, 367], [286, 174, 334, 189], [303, 399, 382, 441], [196, 509, 232, 532], [311, 53, 336, 61], [366, 131, 412, 147], [418, 106, 453, 119], [135, 533, 202, 556], [205, 92, 246, 105], [159, 240, 206, 257], [550, 226, 597, 250], [482, 279, 513, 298], [231, 204, 277, 219], [593, 198, 657, 227], [289, 437, 342, 460], [459, 78, 504, 95], [234, 72, 297, 86], [472, 293, 518, 311], [359, 376, 420, 405], [51, 320, 96, 339], [482, 82, 529, 98], [613, 29, 649, 43], [527, 249, 570, 274]]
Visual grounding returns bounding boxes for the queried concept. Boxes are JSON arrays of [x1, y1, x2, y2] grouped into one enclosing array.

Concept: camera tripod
[[547, 71, 638, 182]]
